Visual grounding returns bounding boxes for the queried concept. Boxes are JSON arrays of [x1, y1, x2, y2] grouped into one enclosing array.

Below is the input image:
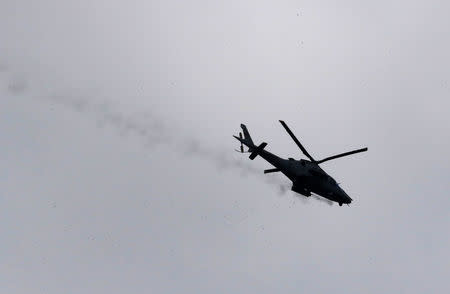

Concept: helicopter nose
[[341, 190, 352, 203]]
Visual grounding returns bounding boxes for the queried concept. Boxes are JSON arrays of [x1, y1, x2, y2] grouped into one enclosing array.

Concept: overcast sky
[[1, 1, 449, 293]]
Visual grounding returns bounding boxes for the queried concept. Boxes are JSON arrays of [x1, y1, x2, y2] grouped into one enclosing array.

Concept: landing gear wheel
[[339, 203, 343, 206]]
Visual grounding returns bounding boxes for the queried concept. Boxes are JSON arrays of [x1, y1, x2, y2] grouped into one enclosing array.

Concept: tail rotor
[[233, 124, 256, 153], [236, 132, 245, 153]]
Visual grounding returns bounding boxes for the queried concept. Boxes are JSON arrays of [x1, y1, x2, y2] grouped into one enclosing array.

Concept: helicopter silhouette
[[234, 121, 367, 206]]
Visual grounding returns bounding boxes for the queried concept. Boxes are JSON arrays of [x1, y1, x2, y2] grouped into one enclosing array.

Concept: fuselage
[[257, 149, 352, 205]]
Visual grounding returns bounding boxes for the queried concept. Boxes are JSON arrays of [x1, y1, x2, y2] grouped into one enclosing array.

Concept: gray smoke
[[3, 66, 332, 206]]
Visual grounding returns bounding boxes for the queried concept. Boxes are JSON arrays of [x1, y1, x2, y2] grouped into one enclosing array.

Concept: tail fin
[[233, 124, 267, 160], [240, 124, 254, 146], [233, 124, 255, 149]]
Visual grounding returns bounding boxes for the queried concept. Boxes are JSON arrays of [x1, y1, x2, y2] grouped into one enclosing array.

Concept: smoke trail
[[2, 67, 332, 206]]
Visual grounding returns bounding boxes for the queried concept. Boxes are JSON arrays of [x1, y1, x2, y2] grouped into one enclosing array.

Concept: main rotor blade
[[279, 120, 315, 162], [316, 147, 368, 164]]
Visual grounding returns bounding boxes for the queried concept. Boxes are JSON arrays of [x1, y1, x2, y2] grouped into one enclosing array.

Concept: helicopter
[[233, 121, 367, 206]]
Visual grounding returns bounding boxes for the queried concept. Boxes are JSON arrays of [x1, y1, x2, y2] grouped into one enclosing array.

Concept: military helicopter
[[233, 121, 367, 206]]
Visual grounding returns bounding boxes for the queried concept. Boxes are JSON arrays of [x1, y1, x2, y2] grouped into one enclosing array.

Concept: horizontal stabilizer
[[249, 142, 267, 160], [264, 168, 280, 174]]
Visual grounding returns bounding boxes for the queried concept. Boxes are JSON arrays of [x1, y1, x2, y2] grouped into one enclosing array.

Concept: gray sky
[[1, 1, 449, 293]]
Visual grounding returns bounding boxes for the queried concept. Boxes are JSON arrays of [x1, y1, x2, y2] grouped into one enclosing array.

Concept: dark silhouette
[[234, 121, 368, 206]]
